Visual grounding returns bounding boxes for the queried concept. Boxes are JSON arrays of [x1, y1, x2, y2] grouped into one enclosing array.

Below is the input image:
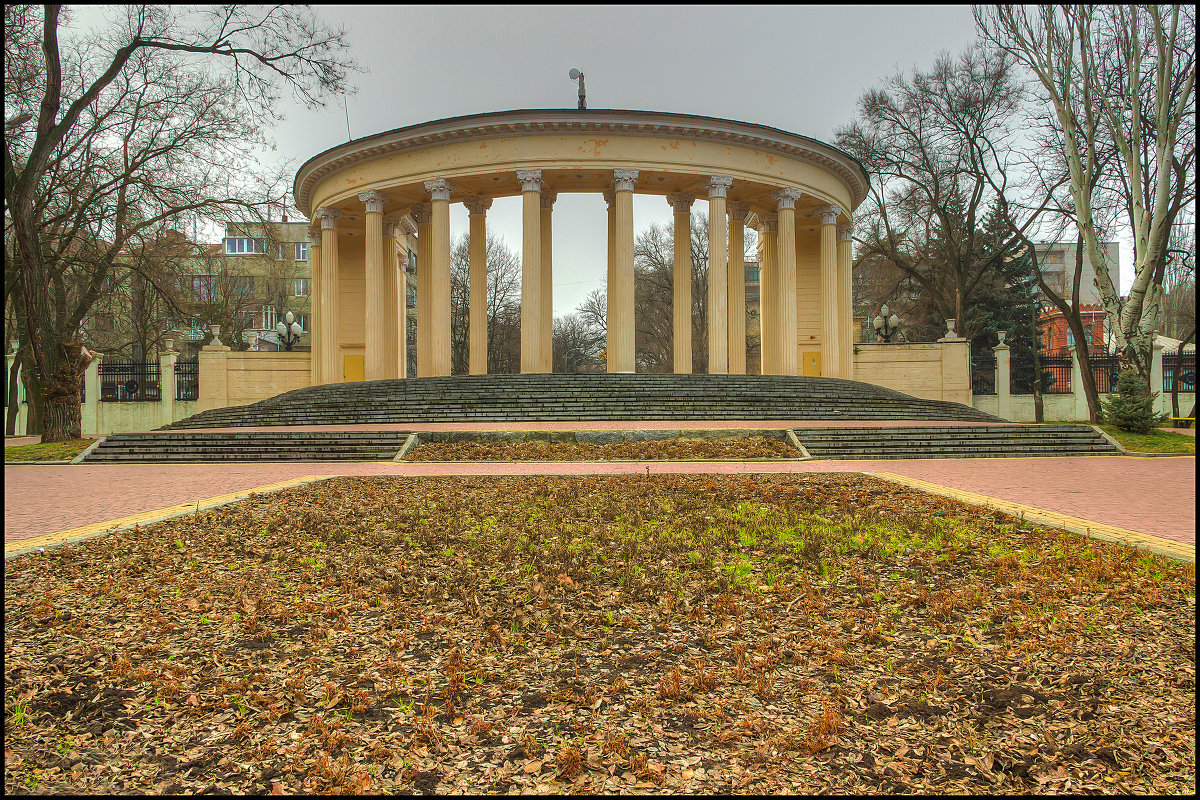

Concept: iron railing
[[175, 356, 199, 401], [1088, 355, 1122, 394], [1011, 354, 1072, 394], [99, 358, 161, 402], [1163, 351, 1196, 393], [971, 351, 996, 395]]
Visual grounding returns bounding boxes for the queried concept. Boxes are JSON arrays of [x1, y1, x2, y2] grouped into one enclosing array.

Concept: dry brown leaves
[[4, 474, 1195, 795], [404, 436, 800, 462]]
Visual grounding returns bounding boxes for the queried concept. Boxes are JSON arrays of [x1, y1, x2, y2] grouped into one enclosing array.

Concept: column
[[383, 215, 403, 379], [317, 207, 343, 384], [540, 189, 557, 373], [359, 190, 390, 381], [707, 176, 732, 374], [397, 220, 414, 379], [464, 196, 492, 375], [773, 188, 801, 376], [517, 169, 544, 374], [667, 192, 695, 374], [307, 226, 322, 386], [816, 204, 842, 378], [727, 202, 749, 375], [758, 214, 778, 375], [610, 169, 639, 373], [1069, 344, 1089, 420], [425, 178, 454, 377], [1151, 336, 1165, 417], [604, 189, 616, 367], [836, 222, 855, 380], [411, 202, 432, 377]]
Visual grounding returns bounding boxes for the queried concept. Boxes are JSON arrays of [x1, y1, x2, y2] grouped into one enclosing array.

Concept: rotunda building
[[293, 109, 868, 384]]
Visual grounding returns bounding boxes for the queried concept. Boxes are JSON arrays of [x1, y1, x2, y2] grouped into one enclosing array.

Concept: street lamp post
[[873, 304, 901, 343], [275, 310, 303, 351]]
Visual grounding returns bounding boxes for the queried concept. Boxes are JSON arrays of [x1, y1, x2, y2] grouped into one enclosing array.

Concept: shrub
[[1102, 369, 1166, 433]]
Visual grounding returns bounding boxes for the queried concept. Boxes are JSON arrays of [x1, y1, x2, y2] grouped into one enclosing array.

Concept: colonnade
[[307, 169, 855, 383]]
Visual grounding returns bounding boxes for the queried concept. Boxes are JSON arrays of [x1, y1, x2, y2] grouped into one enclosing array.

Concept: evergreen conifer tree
[[1102, 370, 1166, 433]]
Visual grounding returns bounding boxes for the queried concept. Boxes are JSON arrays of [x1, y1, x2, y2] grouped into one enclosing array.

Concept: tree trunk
[[40, 343, 88, 442], [19, 349, 44, 437], [6, 350, 19, 436]]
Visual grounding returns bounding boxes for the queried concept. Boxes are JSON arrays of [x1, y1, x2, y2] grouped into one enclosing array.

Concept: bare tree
[[835, 45, 1035, 344], [3, 5, 355, 440], [978, 4, 1197, 385], [552, 313, 604, 373]]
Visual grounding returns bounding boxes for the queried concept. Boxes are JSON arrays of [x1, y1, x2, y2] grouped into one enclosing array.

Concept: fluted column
[[317, 207, 343, 384], [837, 222, 855, 380], [359, 190, 389, 381], [774, 188, 801, 377], [411, 203, 433, 377], [307, 226, 322, 386], [707, 176, 733, 374], [383, 216, 404, 379], [667, 192, 695, 374], [758, 214, 778, 375], [517, 169, 544, 374], [816, 204, 841, 378], [425, 178, 454, 377], [540, 189, 557, 373], [610, 169, 638, 373], [727, 202, 749, 374], [464, 196, 492, 375], [604, 189, 615, 366]]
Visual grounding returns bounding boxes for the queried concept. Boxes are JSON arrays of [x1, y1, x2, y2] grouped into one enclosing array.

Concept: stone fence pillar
[[1151, 336, 1166, 416], [198, 328, 231, 413], [160, 342, 178, 428], [82, 354, 101, 435], [994, 340, 1011, 421], [1068, 346, 1090, 421]]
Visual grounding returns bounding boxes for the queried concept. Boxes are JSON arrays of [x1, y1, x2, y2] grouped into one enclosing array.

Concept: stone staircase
[[160, 374, 1000, 429], [794, 424, 1121, 460], [82, 430, 409, 463]]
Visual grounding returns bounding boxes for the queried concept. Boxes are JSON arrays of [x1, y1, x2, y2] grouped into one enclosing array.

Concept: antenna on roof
[[569, 68, 586, 110], [341, 96, 351, 140]]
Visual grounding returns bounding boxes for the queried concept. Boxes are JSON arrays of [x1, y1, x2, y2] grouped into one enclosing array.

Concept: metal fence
[[175, 356, 199, 401], [1164, 351, 1196, 393], [971, 351, 996, 395], [99, 358, 161, 402], [1011, 354, 1072, 394], [1087, 355, 1122, 394]]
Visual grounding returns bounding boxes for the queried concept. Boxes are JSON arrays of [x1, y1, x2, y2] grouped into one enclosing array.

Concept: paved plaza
[[5, 446, 1194, 562]]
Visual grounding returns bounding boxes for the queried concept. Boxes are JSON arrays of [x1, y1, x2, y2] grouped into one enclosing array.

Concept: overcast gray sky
[[265, 4, 988, 315]]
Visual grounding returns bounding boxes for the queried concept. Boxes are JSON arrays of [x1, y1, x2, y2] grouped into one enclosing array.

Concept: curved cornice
[[294, 109, 870, 217]]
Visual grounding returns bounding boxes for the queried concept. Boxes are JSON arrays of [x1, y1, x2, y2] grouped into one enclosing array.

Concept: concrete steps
[[794, 425, 1121, 460], [160, 374, 1000, 430], [83, 431, 409, 463]]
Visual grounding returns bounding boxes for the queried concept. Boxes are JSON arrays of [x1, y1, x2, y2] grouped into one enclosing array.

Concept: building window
[[193, 275, 216, 301], [295, 277, 310, 297], [1066, 330, 1075, 348], [231, 276, 254, 296], [1083, 327, 1093, 346], [295, 241, 309, 261], [745, 265, 760, 283], [226, 237, 266, 255], [296, 313, 309, 332]]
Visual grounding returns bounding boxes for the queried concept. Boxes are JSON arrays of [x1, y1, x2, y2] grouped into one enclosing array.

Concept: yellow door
[[343, 355, 364, 382], [802, 351, 822, 377]]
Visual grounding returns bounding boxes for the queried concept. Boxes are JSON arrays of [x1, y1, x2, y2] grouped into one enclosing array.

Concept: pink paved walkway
[[5, 456, 1193, 547]]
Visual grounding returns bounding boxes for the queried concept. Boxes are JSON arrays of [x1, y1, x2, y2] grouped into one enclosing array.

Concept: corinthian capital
[[603, 189, 615, 208], [516, 169, 544, 192], [727, 201, 751, 223], [772, 187, 802, 210], [424, 178, 454, 201], [308, 226, 322, 248], [540, 189, 558, 209], [612, 169, 639, 192], [706, 175, 734, 199], [757, 213, 778, 233], [357, 190, 390, 214], [383, 215, 404, 238], [666, 192, 694, 214], [837, 222, 854, 242], [814, 204, 840, 225], [409, 202, 432, 226], [316, 207, 343, 229], [463, 195, 493, 215]]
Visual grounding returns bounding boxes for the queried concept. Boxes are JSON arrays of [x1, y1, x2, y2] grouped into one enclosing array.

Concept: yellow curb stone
[[5, 475, 332, 558], [870, 472, 1195, 565]]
